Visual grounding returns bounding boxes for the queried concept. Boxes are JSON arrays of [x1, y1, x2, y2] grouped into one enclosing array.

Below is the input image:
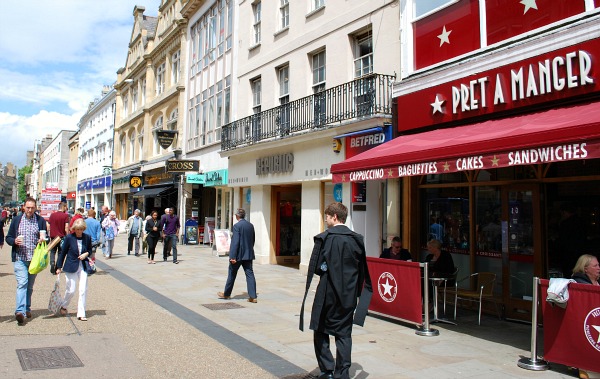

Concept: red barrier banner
[[541, 280, 600, 372], [367, 257, 423, 325]]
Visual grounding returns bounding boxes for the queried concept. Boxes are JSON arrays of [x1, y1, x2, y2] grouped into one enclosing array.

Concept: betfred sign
[[398, 37, 600, 131]]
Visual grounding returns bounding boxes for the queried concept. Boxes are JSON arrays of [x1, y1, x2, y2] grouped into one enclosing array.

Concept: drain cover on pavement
[[16, 346, 84, 371], [202, 302, 245, 310], [281, 374, 317, 379]]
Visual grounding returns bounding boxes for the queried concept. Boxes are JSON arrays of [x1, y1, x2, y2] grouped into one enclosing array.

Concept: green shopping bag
[[28, 241, 49, 274]]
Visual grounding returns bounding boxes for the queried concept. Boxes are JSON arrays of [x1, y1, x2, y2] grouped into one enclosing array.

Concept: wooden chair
[[453, 272, 501, 325]]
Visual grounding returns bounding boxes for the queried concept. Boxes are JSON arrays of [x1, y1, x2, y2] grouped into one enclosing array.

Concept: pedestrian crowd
[[1, 201, 182, 326]]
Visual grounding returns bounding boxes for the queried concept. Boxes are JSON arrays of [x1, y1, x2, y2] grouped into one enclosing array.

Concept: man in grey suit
[[217, 208, 258, 303]]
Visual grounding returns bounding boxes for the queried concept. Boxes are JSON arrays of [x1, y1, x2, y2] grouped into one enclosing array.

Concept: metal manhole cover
[[281, 374, 317, 379], [16, 346, 84, 371], [202, 302, 245, 310]]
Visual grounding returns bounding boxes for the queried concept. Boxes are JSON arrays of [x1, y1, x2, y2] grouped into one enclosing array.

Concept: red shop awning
[[331, 100, 600, 183]]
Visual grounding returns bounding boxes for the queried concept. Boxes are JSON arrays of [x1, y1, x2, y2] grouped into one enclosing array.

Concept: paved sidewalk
[[0, 227, 578, 378]]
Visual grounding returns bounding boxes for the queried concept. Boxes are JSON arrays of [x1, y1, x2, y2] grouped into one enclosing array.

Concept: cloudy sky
[[0, 0, 161, 169]]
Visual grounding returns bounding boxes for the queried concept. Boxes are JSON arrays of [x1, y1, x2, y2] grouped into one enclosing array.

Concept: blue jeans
[[163, 235, 178, 261], [224, 260, 257, 298], [14, 260, 37, 315]]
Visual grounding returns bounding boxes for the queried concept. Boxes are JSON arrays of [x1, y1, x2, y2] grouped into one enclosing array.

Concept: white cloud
[[0, 0, 161, 168], [0, 111, 80, 168]]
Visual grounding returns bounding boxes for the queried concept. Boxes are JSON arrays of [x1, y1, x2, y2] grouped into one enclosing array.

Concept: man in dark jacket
[[6, 197, 48, 325], [300, 202, 372, 379], [217, 208, 257, 302]]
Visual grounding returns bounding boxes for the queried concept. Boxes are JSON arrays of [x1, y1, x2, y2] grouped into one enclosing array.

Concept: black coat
[[57, 233, 92, 273], [309, 225, 370, 337], [572, 272, 593, 284], [424, 251, 455, 277], [380, 247, 412, 261], [145, 218, 163, 238]]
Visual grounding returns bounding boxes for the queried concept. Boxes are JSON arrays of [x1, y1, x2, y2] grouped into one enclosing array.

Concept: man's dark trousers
[[223, 260, 256, 298], [163, 234, 177, 261], [314, 330, 352, 379]]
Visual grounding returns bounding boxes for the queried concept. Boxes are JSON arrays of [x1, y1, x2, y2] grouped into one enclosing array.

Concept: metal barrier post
[[518, 276, 549, 370], [416, 263, 439, 337]]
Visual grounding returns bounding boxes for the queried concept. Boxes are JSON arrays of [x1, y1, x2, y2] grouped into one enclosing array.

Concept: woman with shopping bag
[[55, 219, 93, 321]]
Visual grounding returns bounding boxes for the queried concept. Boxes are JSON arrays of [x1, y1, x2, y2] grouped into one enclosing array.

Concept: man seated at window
[[380, 236, 412, 261]]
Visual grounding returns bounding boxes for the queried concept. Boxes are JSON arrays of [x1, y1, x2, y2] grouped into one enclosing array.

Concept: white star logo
[[520, 0, 538, 14], [381, 279, 393, 297], [593, 325, 600, 344], [431, 95, 445, 114], [438, 25, 452, 46]]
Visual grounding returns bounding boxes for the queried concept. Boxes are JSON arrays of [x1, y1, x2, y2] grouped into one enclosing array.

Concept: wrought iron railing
[[221, 73, 395, 151]]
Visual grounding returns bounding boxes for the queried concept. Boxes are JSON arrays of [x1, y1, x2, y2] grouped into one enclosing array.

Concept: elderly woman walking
[[101, 211, 120, 259], [56, 219, 93, 321]]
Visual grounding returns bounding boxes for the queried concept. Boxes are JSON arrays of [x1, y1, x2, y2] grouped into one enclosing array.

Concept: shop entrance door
[[502, 185, 542, 321], [273, 186, 301, 267]]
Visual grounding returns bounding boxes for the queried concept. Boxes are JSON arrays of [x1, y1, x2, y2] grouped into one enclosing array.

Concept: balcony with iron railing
[[221, 73, 395, 151]]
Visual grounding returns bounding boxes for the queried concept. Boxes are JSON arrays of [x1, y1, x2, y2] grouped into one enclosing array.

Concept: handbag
[[29, 241, 49, 274], [48, 275, 64, 315], [84, 258, 97, 275]]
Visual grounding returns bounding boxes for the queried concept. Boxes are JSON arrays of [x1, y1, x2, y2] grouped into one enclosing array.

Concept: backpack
[[105, 225, 115, 241]]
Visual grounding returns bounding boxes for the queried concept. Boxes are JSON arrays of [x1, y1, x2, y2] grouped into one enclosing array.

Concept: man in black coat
[[300, 202, 372, 379], [217, 208, 257, 302]]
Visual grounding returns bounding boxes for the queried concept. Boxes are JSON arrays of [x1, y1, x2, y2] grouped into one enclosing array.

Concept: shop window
[[422, 187, 470, 277]]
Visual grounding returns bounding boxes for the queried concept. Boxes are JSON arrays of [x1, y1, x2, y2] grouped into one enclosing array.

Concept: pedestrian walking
[[56, 219, 93, 321], [47, 202, 70, 274], [162, 208, 180, 264], [101, 211, 119, 258], [217, 208, 257, 303], [299, 202, 372, 379], [5, 197, 49, 325], [84, 209, 102, 259], [125, 209, 143, 256], [145, 211, 162, 264]]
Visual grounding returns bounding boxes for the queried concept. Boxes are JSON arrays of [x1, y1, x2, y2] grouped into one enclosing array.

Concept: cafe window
[[422, 186, 470, 271]]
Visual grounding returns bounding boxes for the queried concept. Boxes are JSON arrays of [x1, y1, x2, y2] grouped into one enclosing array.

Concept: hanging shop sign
[[129, 175, 143, 189], [397, 37, 600, 132], [156, 130, 178, 149], [166, 160, 200, 172]]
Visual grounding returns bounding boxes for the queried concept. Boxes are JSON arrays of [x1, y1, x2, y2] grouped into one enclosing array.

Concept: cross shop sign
[[166, 160, 200, 172]]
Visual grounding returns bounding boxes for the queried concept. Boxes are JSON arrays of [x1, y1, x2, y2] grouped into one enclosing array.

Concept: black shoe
[[15, 312, 25, 325], [128, 252, 131, 255], [135, 254, 139, 256], [318, 372, 334, 379], [164, 259, 167, 262], [50, 263, 56, 275], [173, 260, 179, 264]]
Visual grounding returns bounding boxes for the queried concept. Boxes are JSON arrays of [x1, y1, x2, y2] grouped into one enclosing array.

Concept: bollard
[[517, 276, 549, 371], [416, 262, 439, 337]]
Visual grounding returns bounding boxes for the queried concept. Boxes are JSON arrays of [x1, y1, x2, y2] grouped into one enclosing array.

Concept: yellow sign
[[129, 176, 143, 188]]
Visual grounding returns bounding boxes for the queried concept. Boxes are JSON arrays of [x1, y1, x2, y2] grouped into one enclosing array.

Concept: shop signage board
[[166, 160, 199, 172], [204, 169, 228, 187], [40, 187, 62, 220], [156, 130, 177, 149], [399, 37, 600, 132]]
